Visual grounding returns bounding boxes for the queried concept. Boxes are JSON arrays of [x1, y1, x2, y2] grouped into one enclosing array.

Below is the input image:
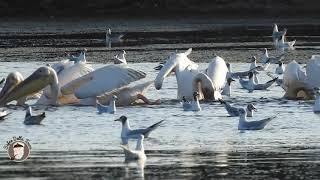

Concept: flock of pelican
[[0, 24, 320, 162]]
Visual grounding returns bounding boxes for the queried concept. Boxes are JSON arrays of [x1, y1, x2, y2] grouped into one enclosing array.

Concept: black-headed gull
[[238, 108, 276, 130], [24, 106, 45, 125]]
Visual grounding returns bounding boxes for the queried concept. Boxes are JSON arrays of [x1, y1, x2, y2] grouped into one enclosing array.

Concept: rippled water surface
[[0, 61, 319, 179]]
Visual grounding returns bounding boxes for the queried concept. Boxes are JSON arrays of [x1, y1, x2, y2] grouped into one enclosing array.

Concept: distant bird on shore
[[114, 50, 127, 64], [272, 24, 287, 43], [238, 108, 276, 130], [65, 49, 87, 63], [106, 28, 124, 48], [24, 106, 45, 125]]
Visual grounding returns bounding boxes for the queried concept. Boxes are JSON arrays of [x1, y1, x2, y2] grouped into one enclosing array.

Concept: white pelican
[[155, 48, 228, 101], [120, 135, 146, 161], [275, 61, 285, 75], [219, 99, 257, 117], [238, 108, 276, 130], [0, 72, 27, 106], [283, 57, 320, 100], [37, 59, 94, 105], [114, 50, 127, 64], [61, 65, 146, 105], [114, 116, 164, 145], [96, 95, 117, 114], [221, 78, 235, 97], [24, 106, 46, 125], [182, 92, 201, 111], [97, 81, 160, 106]]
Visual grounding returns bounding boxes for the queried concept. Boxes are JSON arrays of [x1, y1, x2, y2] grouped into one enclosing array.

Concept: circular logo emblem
[[7, 140, 31, 162]]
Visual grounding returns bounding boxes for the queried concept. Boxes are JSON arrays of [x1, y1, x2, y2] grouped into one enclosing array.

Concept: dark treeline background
[[0, 0, 319, 17]]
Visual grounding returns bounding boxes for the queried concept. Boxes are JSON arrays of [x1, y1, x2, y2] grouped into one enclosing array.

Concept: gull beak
[[114, 118, 121, 122]]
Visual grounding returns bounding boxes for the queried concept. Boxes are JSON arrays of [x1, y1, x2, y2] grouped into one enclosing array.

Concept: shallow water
[[0, 62, 319, 179]]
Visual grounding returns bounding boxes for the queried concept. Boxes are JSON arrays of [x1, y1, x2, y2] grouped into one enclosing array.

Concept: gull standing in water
[[219, 99, 257, 117], [261, 48, 284, 64], [249, 56, 258, 70], [222, 78, 235, 97], [96, 95, 118, 114], [114, 50, 127, 64], [182, 92, 201, 111], [241, 72, 278, 92], [114, 116, 164, 144], [313, 88, 320, 113], [120, 135, 146, 161], [227, 62, 262, 79], [275, 61, 285, 75], [24, 106, 46, 125], [238, 108, 276, 130], [106, 28, 124, 48]]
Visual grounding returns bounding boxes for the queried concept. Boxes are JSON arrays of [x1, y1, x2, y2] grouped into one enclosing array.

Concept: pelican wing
[[206, 56, 228, 90], [62, 65, 146, 99]]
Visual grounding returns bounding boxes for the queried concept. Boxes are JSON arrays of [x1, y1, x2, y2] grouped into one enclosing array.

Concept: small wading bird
[[114, 116, 164, 144], [238, 108, 276, 130], [24, 106, 45, 125], [96, 95, 118, 114]]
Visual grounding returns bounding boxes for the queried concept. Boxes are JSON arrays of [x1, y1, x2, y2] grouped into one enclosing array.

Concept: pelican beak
[[0, 79, 16, 101], [154, 57, 177, 90], [0, 67, 53, 106]]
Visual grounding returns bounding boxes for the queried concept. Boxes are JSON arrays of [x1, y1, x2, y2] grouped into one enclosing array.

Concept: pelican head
[[114, 115, 127, 124], [0, 67, 59, 106], [154, 48, 194, 90], [0, 72, 24, 102], [247, 104, 257, 112]]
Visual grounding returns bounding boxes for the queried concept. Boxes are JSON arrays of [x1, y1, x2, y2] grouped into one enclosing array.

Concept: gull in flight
[[219, 99, 257, 117], [96, 95, 118, 114], [24, 106, 46, 125], [238, 108, 276, 130], [114, 116, 164, 144], [182, 92, 201, 111], [120, 134, 146, 161], [114, 50, 127, 64]]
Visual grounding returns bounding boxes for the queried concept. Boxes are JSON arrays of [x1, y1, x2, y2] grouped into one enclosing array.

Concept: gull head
[[250, 56, 257, 62], [227, 78, 235, 85], [193, 91, 200, 98], [112, 95, 118, 101], [248, 72, 254, 79], [114, 115, 127, 124], [247, 104, 257, 112], [278, 61, 283, 66]]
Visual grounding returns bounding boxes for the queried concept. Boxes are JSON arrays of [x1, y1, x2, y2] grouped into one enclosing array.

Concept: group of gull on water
[[0, 24, 320, 162]]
